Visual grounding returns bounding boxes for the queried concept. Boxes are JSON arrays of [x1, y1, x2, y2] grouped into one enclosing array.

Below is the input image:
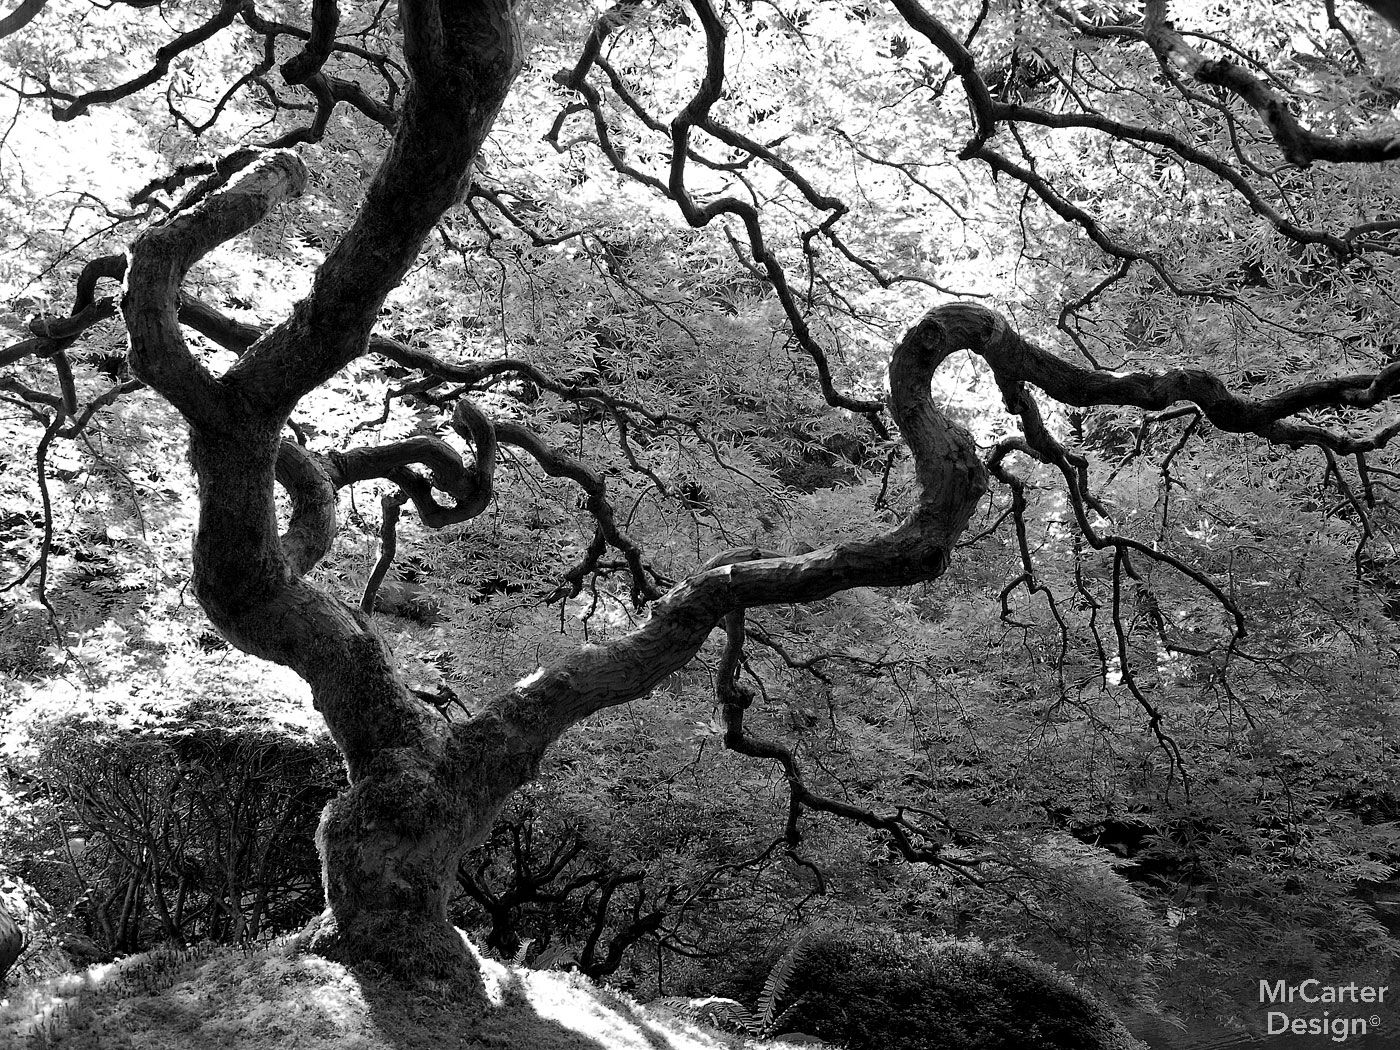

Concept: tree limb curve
[[124, 150, 307, 428], [475, 300, 1400, 792], [476, 303, 991, 768]]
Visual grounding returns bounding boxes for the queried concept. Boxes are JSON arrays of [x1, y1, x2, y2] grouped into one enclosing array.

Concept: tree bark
[[110, 0, 1225, 990], [0, 902, 23, 985], [120, 0, 527, 987], [127, 116, 1396, 986]]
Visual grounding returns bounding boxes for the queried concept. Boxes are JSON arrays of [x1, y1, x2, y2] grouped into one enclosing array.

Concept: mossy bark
[[305, 776, 478, 984]]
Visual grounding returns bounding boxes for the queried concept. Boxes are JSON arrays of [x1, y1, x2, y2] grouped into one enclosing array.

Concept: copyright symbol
[[1371, 1015, 1381, 1027]]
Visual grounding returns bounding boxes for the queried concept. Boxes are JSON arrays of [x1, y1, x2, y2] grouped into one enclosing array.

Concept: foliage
[[650, 931, 814, 1039], [3, 691, 340, 956], [4, 0, 1400, 1028], [775, 928, 1144, 1050]]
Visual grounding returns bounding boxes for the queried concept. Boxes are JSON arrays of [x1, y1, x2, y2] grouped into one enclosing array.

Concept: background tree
[[3, 0, 1400, 1017]]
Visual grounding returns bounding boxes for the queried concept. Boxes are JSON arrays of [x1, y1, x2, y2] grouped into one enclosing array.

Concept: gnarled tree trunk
[[113, 0, 1234, 991], [120, 0, 529, 986], [130, 125, 993, 980]]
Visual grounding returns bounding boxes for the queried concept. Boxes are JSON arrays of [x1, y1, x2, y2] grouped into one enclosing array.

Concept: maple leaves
[[3, 0, 1400, 1001]]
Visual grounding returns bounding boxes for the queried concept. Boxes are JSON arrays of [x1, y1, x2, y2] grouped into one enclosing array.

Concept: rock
[[60, 933, 105, 967]]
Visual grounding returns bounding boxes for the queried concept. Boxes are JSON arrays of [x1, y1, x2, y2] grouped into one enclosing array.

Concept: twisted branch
[[124, 150, 307, 426], [47, 0, 249, 121]]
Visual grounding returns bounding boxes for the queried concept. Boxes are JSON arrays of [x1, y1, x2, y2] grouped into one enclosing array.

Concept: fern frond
[[654, 996, 756, 1033], [649, 997, 694, 1012], [758, 931, 810, 1027], [693, 997, 755, 1033], [533, 943, 578, 971], [762, 995, 809, 1036]]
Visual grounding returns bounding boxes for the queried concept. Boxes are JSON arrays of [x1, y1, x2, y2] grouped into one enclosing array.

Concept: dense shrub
[[777, 929, 1142, 1050], [10, 707, 342, 955]]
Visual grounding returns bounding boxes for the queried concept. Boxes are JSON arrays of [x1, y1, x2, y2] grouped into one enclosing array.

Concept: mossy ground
[[0, 934, 787, 1050]]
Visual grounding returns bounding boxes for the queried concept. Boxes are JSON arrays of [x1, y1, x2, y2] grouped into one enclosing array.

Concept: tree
[[0, 902, 22, 985], [4, 0, 1400, 999]]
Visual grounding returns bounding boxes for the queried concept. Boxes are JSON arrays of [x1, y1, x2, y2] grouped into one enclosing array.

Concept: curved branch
[[474, 302, 990, 767], [280, 0, 339, 85], [275, 438, 339, 575], [326, 398, 497, 527], [0, 254, 126, 367], [48, 0, 248, 121], [315, 402, 656, 604], [0, 298, 116, 366], [472, 299, 1400, 797], [124, 149, 307, 427], [221, 0, 523, 415]]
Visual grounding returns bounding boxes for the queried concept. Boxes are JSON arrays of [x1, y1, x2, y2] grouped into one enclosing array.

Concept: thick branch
[[326, 399, 497, 527], [1142, 0, 1400, 166], [280, 0, 339, 84], [0, 254, 126, 367], [471, 302, 991, 776], [469, 300, 1400, 802], [0, 0, 46, 39], [275, 438, 339, 575], [124, 150, 307, 428], [221, 0, 523, 415]]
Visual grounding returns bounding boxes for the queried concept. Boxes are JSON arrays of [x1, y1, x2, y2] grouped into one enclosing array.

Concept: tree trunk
[[306, 774, 480, 983], [0, 902, 23, 985], [183, 426, 496, 983], [113, 0, 1005, 987], [298, 700, 544, 986]]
